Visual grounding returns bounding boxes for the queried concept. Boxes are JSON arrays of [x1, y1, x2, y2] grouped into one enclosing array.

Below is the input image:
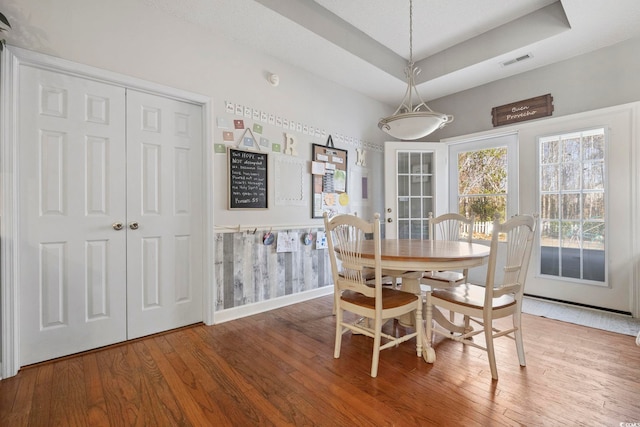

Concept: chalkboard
[[228, 148, 268, 209]]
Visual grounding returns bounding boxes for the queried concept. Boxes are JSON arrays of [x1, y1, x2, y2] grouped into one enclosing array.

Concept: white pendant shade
[[378, 111, 453, 140]]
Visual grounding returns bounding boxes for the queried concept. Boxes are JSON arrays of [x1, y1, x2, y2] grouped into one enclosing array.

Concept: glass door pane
[[397, 151, 433, 239]]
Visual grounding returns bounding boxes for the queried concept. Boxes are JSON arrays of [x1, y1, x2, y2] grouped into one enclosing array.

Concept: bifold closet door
[[18, 68, 204, 366], [125, 90, 203, 339], [19, 66, 128, 365]]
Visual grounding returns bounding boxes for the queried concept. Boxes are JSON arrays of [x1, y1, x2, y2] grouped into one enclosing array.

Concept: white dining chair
[[324, 212, 422, 378], [381, 213, 475, 295], [420, 212, 475, 324], [329, 212, 396, 316], [423, 214, 537, 380], [421, 212, 475, 286]]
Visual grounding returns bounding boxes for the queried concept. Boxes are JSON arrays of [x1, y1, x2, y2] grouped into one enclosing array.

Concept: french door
[[383, 141, 448, 239], [18, 65, 203, 365]]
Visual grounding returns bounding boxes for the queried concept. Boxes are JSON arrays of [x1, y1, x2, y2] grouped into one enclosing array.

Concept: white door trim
[[0, 46, 215, 379]]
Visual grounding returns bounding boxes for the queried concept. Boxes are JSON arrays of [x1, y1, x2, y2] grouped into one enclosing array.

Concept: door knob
[[387, 218, 393, 223], [387, 208, 392, 213], [129, 222, 139, 230], [112, 222, 123, 230]]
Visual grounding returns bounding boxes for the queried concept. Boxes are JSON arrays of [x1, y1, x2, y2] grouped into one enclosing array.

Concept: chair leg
[[415, 299, 423, 358], [334, 307, 343, 359], [514, 313, 526, 366], [423, 293, 436, 363], [371, 317, 382, 377], [484, 322, 498, 380]]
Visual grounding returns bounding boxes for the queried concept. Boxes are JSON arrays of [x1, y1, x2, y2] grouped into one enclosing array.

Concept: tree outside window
[[457, 147, 508, 239]]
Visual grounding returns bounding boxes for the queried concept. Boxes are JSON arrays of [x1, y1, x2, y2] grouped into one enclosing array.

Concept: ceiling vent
[[501, 53, 533, 67]]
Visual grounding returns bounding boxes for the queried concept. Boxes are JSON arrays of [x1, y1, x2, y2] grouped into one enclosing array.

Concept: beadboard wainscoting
[[213, 228, 334, 323]]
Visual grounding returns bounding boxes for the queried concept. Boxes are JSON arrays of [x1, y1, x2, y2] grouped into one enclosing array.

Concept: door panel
[[383, 141, 448, 239], [19, 66, 128, 365], [125, 90, 203, 339], [19, 68, 204, 365]]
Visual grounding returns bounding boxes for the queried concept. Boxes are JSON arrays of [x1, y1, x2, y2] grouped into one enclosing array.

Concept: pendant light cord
[[409, 0, 413, 67]]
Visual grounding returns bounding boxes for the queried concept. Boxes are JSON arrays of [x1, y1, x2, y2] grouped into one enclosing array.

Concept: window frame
[[535, 126, 609, 286]]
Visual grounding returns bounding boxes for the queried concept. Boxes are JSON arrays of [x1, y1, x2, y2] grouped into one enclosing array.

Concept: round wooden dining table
[[353, 239, 490, 291], [343, 239, 491, 327]]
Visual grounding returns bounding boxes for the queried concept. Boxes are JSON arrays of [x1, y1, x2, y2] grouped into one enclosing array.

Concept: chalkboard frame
[[227, 147, 269, 210]]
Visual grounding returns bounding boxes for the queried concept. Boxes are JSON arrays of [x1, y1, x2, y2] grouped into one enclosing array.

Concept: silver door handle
[[129, 222, 139, 230], [112, 222, 124, 230]]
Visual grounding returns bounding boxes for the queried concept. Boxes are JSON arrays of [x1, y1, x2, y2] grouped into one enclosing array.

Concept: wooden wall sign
[[491, 94, 553, 127]]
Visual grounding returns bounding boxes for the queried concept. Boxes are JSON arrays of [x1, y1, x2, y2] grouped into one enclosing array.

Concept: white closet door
[[19, 66, 128, 365], [125, 90, 203, 339], [18, 67, 205, 365]]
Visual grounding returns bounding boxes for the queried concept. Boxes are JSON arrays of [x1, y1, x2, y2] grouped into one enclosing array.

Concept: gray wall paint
[[428, 36, 640, 140]]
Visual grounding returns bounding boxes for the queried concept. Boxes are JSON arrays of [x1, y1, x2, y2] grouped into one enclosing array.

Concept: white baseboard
[[212, 286, 333, 324]]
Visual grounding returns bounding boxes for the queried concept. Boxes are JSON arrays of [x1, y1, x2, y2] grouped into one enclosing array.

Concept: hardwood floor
[[2, 295, 639, 426]]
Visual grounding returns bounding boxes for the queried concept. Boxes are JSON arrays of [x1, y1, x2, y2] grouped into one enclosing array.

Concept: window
[[449, 134, 518, 240], [538, 128, 606, 283]]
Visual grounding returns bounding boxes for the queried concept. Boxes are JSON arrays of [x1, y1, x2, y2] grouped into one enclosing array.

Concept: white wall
[[0, 0, 391, 225]]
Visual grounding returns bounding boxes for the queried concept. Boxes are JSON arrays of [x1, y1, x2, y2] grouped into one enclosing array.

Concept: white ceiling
[[141, 0, 640, 106]]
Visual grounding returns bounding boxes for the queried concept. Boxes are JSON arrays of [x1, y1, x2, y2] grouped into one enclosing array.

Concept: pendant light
[[378, 0, 453, 140]]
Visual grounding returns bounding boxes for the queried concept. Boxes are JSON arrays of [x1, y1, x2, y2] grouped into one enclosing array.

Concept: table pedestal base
[[393, 272, 424, 327]]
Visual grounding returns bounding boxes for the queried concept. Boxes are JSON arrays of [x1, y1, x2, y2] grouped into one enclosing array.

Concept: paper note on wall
[[316, 231, 328, 250], [276, 232, 299, 253]]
